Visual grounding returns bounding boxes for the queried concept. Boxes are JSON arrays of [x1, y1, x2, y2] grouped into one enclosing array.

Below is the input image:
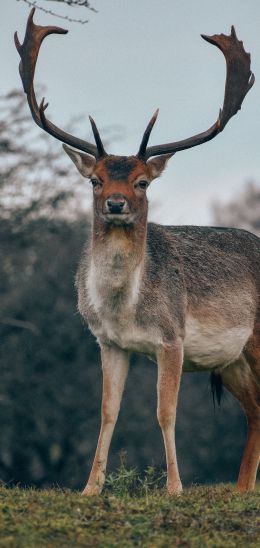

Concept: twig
[[16, 0, 95, 24], [0, 317, 40, 335], [40, 0, 97, 12]]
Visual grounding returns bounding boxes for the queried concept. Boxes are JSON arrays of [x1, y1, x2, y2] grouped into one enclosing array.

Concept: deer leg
[[221, 355, 260, 492], [157, 340, 183, 495], [245, 321, 260, 383], [82, 344, 129, 496]]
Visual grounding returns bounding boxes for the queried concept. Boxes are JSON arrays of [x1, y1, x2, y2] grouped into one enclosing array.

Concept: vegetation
[[0, 470, 259, 547]]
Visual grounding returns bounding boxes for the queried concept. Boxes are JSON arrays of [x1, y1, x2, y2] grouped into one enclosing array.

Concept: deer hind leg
[[245, 320, 260, 383], [157, 340, 183, 495], [82, 344, 129, 496], [221, 354, 260, 492]]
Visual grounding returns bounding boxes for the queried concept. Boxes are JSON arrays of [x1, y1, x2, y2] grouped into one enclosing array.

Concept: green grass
[[0, 469, 259, 547]]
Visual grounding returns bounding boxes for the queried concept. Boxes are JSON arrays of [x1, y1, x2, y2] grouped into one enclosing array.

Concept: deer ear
[[63, 144, 96, 178], [147, 153, 174, 180]]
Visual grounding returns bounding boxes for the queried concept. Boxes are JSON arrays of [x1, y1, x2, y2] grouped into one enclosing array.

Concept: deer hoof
[[167, 482, 183, 496], [81, 483, 103, 496]]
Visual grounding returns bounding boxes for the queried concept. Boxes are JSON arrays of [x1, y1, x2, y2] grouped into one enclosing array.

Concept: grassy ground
[[0, 470, 259, 547]]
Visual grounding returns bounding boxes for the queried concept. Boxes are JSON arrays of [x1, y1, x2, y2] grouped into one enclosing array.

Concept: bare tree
[[0, 90, 83, 219], [0, 90, 123, 219], [213, 181, 260, 237]]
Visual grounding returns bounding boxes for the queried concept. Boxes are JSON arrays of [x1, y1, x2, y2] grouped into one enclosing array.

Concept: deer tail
[[210, 372, 223, 408]]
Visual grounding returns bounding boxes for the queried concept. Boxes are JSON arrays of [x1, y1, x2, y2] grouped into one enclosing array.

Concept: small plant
[[140, 466, 167, 497], [105, 466, 139, 497], [104, 454, 167, 497]]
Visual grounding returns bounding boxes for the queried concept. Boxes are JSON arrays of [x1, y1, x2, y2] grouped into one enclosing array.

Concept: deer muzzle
[[104, 194, 130, 215]]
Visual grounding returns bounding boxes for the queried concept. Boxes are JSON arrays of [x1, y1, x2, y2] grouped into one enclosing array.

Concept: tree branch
[[0, 317, 40, 335], [16, 0, 97, 24]]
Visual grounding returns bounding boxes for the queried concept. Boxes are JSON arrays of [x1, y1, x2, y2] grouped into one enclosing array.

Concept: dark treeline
[[1, 212, 247, 489], [0, 91, 254, 490]]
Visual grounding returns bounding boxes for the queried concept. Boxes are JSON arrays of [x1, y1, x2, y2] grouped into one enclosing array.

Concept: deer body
[[77, 222, 257, 371], [16, 10, 260, 496], [75, 214, 259, 495]]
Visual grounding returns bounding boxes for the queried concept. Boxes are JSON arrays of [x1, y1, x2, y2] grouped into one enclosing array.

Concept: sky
[[1, 0, 260, 225]]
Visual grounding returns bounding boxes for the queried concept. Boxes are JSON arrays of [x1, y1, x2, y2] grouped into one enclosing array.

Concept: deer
[[15, 8, 259, 496]]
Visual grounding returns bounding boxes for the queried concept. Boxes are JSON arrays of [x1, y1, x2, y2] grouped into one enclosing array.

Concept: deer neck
[[88, 216, 147, 313]]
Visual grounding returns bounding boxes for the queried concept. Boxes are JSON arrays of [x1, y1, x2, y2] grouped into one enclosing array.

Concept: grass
[[0, 468, 259, 547]]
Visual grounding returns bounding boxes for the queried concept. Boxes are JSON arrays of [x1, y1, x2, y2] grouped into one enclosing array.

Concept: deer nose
[[105, 194, 127, 214]]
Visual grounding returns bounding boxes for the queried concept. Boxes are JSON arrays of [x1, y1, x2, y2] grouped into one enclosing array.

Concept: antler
[[138, 26, 255, 160], [15, 8, 106, 158]]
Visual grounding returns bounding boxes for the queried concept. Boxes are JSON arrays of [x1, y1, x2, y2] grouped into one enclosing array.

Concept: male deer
[[16, 9, 259, 495]]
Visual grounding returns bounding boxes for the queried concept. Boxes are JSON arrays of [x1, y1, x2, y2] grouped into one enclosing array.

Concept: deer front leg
[[157, 340, 183, 495], [82, 344, 129, 496]]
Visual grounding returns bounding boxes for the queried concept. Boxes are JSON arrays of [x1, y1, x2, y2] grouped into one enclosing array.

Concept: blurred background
[[0, 0, 259, 489]]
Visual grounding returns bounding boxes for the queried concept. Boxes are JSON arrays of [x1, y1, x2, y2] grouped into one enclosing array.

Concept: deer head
[[63, 138, 172, 225], [15, 9, 254, 226]]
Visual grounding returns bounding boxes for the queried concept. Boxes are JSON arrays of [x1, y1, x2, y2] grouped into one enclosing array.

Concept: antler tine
[[89, 116, 107, 158], [142, 26, 254, 160], [201, 26, 255, 131], [15, 8, 104, 158], [15, 8, 67, 96], [137, 109, 159, 159]]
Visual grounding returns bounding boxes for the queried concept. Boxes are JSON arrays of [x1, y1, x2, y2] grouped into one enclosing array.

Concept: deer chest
[[84, 261, 162, 357]]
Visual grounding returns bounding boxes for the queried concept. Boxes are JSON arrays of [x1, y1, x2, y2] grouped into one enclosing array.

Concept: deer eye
[[136, 180, 149, 190], [91, 178, 102, 189]]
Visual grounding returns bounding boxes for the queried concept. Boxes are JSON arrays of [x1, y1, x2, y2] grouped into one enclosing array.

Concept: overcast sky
[[2, 0, 260, 225]]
